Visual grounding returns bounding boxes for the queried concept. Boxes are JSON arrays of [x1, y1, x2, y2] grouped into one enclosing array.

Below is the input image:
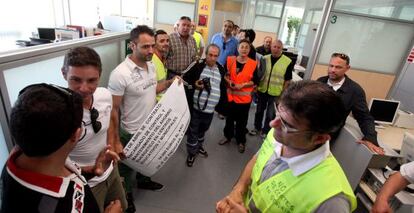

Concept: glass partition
[[317, 13, 414, 74], [156, 0, 195, 25], [334, 0, 414, 21]]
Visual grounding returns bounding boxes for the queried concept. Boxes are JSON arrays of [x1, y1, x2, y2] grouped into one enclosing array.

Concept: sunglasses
[[223, 41, 226, 50], [274, 103, 313, 134], [331, 52, 350, 64], [90, 107, 102, 133], [19, 83, 72, 98]]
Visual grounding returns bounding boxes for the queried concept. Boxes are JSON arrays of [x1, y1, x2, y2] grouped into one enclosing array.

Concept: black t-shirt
[[224, 61, 260, 85]]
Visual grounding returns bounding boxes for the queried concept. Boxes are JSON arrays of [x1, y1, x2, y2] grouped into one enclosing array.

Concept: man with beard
[[108, 25, 163, 213]]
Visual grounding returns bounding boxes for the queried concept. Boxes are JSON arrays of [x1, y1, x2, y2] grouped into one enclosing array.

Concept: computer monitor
[[38, 28, 55, 40], [369, 98, 400, 125], [400, 132, 414, 164]]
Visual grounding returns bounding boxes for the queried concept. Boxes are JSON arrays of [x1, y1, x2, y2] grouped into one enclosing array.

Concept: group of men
[[1, 15, 391, 213]]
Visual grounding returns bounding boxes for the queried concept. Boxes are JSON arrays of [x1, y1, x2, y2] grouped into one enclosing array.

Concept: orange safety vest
[[226, 56, 257, 103]]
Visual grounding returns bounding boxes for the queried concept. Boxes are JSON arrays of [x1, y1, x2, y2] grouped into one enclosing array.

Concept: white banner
[[123, 79, 190, 176]]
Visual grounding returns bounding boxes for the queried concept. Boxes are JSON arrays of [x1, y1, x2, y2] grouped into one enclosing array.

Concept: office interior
[[1, 0, 414, 212]]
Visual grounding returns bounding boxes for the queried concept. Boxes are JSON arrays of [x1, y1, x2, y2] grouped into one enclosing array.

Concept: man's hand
[[195, 80, 204, 90], [113, 141, 125, 160], [94, 145, 120, 176], [172, 76, 183, 85], [233, 83, 244, 90], [226, 196, 248, 213], [104, 200, 122, 213], [216, 189, 244, 213], [371, 197, 392, 213], [358, 140, 385, 155]]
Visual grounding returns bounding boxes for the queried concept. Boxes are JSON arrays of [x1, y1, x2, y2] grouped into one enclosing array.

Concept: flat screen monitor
[[400, 132, 414, 164], [369, 98, 400, 125], [38, 28, 55, 40]]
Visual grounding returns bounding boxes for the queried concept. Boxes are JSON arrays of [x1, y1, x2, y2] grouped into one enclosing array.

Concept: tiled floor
[[132, 106, 263, 212]]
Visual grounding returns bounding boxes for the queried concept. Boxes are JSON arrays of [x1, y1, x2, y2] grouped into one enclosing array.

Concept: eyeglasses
[[331, 53, 350, 65], [274, 103, 313, 134]]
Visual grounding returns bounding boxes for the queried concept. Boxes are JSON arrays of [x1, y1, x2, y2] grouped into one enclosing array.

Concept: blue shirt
[[210, 33, 238, 65]]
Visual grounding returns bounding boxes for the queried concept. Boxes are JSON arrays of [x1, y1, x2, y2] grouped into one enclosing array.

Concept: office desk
[[377, 126, 414, 151]]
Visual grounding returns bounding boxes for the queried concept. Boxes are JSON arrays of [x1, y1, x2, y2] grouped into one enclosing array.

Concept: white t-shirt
[[69, 87, 113, 187], [401, 161, 414, 183], [108, 56, 157, 134]]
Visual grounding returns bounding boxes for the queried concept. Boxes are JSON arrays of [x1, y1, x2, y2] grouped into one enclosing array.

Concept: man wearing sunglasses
[[61, 47, 127, 212], [217, 81, 356, 213], [210, 20, 238, 66], [1, 84, 121, 212], [317, 53, 384, 155]]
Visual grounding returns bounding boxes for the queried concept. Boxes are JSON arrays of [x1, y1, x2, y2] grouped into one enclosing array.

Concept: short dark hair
[[10, 84, 83, 157], [279, 80, 345, 134], [244, 29, 256, 43], [179, 16, 191, 22], [331, 52, 350, 65], [62, 46, 102, 75], [130, 25, 155, 42], [224, 20, 234, 27], [234, 24, 239, 29], [205, 43, 220, 55], [155, 29, 167, 41], [238, 39, 251, 47]]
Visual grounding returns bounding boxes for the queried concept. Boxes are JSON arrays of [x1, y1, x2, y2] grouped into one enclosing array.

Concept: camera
[[201, 77, 211, 92]]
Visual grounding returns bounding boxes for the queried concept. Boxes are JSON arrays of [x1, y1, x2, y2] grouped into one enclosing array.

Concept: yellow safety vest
[[193, 31, 203, 51], [258, 54, 291, 96], [152, 54, 167, 101], [245, 129, 357, 213]]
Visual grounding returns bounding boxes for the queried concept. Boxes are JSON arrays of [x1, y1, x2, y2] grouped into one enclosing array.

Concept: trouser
[[254, 92, 278, 134], [118, 128, 150, 193], [90, 165, 128, 213], [186, 110, 214, 156], [224, 102, 251, 145]]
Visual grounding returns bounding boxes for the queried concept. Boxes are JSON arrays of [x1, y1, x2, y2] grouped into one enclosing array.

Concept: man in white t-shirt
[[61, 47, 127, 212], [108, 25, 163, 213], [372, 161, 414, 212]]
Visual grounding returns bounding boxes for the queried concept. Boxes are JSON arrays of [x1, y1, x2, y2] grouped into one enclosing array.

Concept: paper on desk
[[122, 79, 190, 176]]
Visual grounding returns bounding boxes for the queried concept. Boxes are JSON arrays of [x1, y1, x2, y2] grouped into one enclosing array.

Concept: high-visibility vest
[[193, 32, 203, 51], [245, 129, 357, 213], [258, 54, 291, 96], [226, 56, 257, 103], [152, 54, 167, 101]]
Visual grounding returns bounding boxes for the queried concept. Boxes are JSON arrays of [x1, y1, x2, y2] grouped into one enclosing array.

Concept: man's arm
[[372, 172, 409, 213], [351, 85, 384, 154], [109, 95, 125, 158], [216, 155, 257, 213]]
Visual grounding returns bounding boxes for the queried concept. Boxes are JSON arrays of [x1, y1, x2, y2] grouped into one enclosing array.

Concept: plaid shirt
[[166, 32, 197, 73]]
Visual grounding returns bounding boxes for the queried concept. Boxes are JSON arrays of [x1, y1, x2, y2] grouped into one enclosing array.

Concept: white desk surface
[[377, 126, 414, 151]]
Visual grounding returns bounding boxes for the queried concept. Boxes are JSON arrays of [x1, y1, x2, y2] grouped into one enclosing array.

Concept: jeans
[[186, 110, 214, 156]]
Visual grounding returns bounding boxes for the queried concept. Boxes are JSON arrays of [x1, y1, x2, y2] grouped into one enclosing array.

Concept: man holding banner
[[108, 25, 162, 213]]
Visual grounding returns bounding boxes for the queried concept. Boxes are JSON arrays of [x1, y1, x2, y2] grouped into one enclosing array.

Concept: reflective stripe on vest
[[226, 56, 257, 103], [245, 129, 357, 213], [258, 54, 291, 96], [152, 54, 167, 101]]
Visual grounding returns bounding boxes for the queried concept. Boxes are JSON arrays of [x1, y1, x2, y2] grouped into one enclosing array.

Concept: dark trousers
[[224, 102, 251, 145], [186, 110, 214, 155], [118, 128, 151, 193], [254, 92, 278, 134]]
